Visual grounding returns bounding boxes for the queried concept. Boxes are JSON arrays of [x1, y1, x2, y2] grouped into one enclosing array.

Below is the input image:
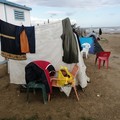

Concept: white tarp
[[9, 20, 90, 89]]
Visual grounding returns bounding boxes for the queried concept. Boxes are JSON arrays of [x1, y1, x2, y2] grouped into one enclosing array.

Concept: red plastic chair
[[95, 51, 111, 69]]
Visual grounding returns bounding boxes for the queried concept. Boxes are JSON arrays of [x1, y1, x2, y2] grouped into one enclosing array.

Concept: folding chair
[[49, 64, 80, 101]]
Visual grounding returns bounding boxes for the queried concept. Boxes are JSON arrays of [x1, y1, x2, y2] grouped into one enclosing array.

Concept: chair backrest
[[97, 51, 111, 58], [70, 64, 79, 78], [82, 43, 91, 50]]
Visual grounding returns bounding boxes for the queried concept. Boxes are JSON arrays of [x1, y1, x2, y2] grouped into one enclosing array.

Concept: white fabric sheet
[[9, 21, 90, 91]]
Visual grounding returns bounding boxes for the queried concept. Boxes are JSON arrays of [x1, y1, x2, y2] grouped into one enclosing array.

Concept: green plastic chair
[[27, 81, 48, 104]]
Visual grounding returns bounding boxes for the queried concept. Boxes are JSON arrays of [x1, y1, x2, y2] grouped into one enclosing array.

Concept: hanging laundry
[[20, 26, 30, 53], [15, 25, 35, 53], [0, 20, 36, 60], [0, 19, 26, 60], [61, 18, 79, 64]]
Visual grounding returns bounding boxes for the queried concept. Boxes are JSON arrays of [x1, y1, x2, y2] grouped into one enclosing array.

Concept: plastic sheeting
[[80, 37, 94, 54]]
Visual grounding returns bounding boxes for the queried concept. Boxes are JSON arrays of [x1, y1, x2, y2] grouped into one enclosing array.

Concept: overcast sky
[[9, 0, 120, 27]]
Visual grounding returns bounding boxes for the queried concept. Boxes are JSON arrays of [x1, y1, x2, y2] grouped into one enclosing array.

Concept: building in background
[[0, 0, 32, 26], [0, 0, 32, 62]]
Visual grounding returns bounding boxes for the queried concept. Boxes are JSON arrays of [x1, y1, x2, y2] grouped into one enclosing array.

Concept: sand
[[0, 33, 120, 120]]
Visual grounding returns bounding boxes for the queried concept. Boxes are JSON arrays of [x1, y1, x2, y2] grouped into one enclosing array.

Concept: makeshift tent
[[2, 18, 90, 93], [79, 36, 104, 54], [80, 37, 94, 54]]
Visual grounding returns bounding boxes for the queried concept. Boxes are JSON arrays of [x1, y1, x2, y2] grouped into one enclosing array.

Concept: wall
[[0, 3, 31, 26], [0, 4, 6, 21]]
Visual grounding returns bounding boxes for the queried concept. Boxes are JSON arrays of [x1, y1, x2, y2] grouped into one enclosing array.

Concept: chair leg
[[27, 87, 29, 102], [41, 84, 48, 104], [85, 52, 87, 59], [98, 59, 101, 69], [95, 57, 98, 65], [48, 94, 51, 101], [86, 51, 88, 59], [73, 86, 79, 101]]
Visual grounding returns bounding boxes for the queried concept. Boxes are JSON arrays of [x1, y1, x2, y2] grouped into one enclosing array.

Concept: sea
[[85, 26, 120, 34]]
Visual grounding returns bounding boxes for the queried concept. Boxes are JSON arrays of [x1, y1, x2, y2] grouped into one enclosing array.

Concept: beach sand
[[0, 33, 120, 120]]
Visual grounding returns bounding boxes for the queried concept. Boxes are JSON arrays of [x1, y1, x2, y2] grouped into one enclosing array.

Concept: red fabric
[[33, 60, 52, 94]]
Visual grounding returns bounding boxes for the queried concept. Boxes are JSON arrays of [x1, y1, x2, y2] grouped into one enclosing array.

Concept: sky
[[9, 0, 120, 28]]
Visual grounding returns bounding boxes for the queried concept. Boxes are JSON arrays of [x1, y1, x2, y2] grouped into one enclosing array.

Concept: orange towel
[[20, 29, 30, 53]]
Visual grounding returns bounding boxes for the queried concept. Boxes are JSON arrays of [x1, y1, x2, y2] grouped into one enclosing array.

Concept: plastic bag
[[57, 66, 73, 86]]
